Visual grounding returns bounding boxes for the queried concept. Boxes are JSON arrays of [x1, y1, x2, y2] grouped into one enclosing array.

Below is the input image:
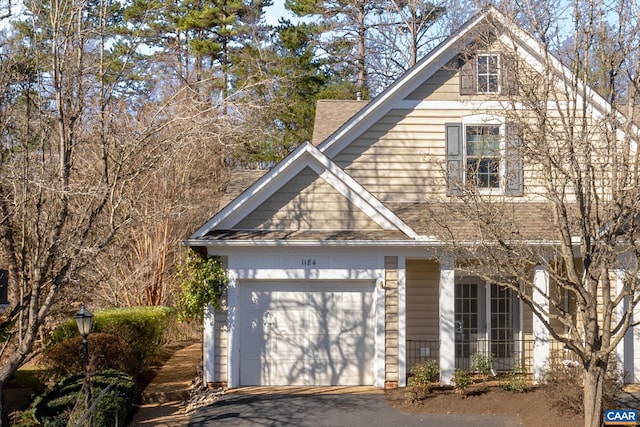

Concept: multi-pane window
[[455, 283, 478, 361], [477, 54, 500, 93], [490, 284, 513, 359], [466, 125, 500, 189]]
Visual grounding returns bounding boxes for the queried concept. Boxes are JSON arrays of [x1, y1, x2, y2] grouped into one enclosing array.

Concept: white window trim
[[461, 114, 505, 195], [476, 53, 501, 94]]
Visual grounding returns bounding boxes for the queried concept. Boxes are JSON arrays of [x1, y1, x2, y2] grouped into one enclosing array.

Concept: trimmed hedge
[[32, 370, 136, 427], [50, 306, 176, 371], [40, 333, 137, 383]]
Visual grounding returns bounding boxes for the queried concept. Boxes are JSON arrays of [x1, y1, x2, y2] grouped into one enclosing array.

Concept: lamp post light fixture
[[74, 304, 93, 419]]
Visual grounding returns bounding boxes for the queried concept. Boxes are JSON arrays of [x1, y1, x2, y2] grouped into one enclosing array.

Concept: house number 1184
[[301, 258, 316, 266]]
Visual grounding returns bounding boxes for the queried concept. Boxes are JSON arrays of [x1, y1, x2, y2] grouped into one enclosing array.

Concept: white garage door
[[239, 281, 375, 386]]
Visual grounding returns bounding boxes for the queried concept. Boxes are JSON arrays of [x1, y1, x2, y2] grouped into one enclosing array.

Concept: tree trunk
[[583, 361, 606, 427], [0, 378, 7, 427]]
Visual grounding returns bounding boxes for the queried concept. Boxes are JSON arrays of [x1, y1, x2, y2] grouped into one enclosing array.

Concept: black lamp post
[[74, 304, 93, 417]]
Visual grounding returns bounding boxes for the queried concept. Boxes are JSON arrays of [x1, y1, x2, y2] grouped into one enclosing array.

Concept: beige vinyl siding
[[406, 259, 440, 340], [405, 63, 459, 100], [214, 256, 229, 384], [334, 109, 475, 203], [234, 166, 382, 231], [214, 308, 228, 381]]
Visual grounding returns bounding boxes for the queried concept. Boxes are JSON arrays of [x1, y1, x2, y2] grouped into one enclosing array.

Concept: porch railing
[[406, 340, 440, 370], [407, 339, 582, 378]]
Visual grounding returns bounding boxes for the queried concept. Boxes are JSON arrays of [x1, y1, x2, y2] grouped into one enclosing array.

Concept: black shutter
[[0, 269, 8, 305], [446, 123, 464, 196], [504, 124, 524, 196], [459, 54, 476, 95]]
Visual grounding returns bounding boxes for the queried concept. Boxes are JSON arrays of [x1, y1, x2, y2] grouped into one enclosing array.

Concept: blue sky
[[264, 0, 297, 25]]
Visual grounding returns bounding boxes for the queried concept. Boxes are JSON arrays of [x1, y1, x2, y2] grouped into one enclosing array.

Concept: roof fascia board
[[182, 238, 570, 248], [318, 12, 486, 159]]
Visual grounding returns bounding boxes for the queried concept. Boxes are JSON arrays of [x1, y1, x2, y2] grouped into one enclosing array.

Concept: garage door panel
[[239, 310, 267, 334], [240, 358, 266, 386], [307, 291, 339, 309], [308, 310, 341, 333], [275, 359, 307, 385], [342, 309, 374, 332], [274, 309, 307, 332], [341, 289, 373, 308], [274, 334, 306, 358], [242, 289, 274, 308], [337, 334, 375, 358], [275, 291, 308, 308], [240, 281, 375, 386], [306, 359, 373, 385]]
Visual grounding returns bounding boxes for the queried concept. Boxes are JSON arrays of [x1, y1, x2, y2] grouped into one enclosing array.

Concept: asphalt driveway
[[187, 387, 523, 427]]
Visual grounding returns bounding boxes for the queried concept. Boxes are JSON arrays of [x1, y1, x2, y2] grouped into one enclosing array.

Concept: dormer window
[[477, 54, 500, 93]]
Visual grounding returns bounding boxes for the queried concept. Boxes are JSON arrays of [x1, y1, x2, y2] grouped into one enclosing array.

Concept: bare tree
[[432, 3, 640, 426], [0, 0, 228, 422]]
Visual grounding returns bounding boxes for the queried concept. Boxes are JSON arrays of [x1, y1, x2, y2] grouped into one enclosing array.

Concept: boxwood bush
[[50, 306, 176, 371], [31, 370, 136, 427]]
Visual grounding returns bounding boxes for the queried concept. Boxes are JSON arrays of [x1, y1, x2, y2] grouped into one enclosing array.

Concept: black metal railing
[[454, 339, 534, 373], [406, 338, 583, 378], [406, 340, 440, 370], [406, 339, 544, 374]]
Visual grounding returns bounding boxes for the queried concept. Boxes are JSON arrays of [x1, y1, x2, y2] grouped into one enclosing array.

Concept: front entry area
[[455, 278, 521, 371], [238, 281, 375, 386]]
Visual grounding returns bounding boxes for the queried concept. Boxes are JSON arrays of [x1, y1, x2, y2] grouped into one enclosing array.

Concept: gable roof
[[187, 6, 632, 247], [317, 6, 630, 159], [311, 100, 368, 145], [188, 142, 418, 242]]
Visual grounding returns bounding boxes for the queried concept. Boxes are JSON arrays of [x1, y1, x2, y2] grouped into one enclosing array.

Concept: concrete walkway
[[127, 342, 202, 427]]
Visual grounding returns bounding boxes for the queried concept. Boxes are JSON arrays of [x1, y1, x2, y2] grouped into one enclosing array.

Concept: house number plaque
[[283, 255, 327, 269]]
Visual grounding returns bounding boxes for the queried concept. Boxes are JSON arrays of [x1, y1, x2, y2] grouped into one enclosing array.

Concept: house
[[184, 7, 639, 389]]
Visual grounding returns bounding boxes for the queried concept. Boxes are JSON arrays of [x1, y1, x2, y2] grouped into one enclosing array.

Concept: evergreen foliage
[[176, 249, 228, 322]]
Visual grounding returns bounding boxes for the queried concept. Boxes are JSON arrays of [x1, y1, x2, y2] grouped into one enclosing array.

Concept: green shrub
[[176, 250, 227, 322], [452, 369, 471, 393], [49, 306, 176, 371], [406, 360, 439, 402], [471, 353, 494, 377], [500, 355, 529, 393], [40, 333, 136, 383], [500, 372, 529, 392], [408, 360, 440, 386], [32, 370, 136, 427]]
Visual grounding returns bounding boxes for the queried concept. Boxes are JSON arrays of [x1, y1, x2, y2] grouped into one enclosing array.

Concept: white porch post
[[227, 272, 239, 388], [533, 264, 549, 383], [439, 254, 455, 385], [203, 304, 215, 385], [398, 256, 407, 387], [615, 267, 632, 383]]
